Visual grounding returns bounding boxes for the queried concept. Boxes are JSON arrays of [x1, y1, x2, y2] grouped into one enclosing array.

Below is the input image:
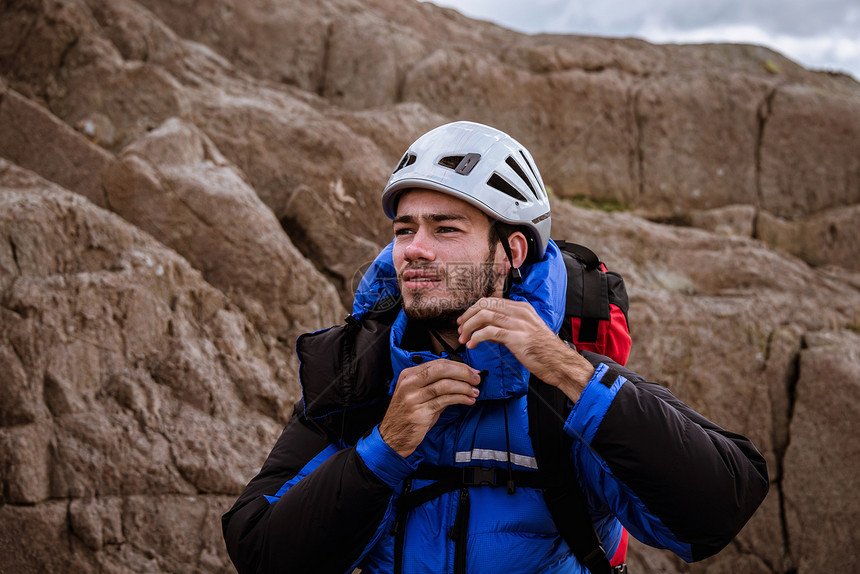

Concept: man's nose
[[403, 227, 435, 261]]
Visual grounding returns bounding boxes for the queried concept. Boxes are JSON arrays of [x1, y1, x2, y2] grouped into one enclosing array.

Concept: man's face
[[392, 189, 508, 325]]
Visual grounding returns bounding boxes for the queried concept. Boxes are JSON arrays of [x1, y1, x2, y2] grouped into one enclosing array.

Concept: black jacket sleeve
[[221, 409, 395, 574], [577, 352, 769, 561]]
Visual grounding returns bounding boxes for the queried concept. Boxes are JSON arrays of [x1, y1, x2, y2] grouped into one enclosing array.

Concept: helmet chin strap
[[493, 223, 523, 285]]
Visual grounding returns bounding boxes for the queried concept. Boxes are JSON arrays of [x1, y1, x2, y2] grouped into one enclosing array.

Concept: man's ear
[[509, 231, 529, 269]]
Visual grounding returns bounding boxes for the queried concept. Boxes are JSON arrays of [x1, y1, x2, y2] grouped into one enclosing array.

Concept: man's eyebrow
[[393, 213, 469, 224]]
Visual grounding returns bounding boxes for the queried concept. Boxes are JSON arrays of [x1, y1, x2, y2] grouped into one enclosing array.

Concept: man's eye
[[438, 226, 460, 233], [394, 228, 414, 236]]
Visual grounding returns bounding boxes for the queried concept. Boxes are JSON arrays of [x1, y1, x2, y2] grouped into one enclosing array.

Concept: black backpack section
[[528, 375, 625, 574], [529, 241, 630, 574], [533, 243, 630, 573], [556, 240, 630, 362]]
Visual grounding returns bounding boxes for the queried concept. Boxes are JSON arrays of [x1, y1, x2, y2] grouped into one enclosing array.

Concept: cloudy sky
[[423, 0, 860, 80]]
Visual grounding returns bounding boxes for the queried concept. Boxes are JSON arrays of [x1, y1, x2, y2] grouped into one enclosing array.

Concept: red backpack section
[[555, 241, 631, 367]]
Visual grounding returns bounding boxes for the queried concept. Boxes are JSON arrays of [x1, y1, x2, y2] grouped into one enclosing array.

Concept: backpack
[[542, 241, 631, 572], [556, 240, 631, 366], [391, 241, 632, 574]]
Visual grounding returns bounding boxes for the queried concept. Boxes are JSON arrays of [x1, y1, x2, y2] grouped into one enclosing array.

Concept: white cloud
[[422, 0, 860, 79], [640, 23, 860, 76]]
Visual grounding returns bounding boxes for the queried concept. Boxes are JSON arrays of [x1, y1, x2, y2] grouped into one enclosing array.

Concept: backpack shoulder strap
[[527, 376, 615, 574], [556, 241, 609, 344], [556, 240, 601, 270]]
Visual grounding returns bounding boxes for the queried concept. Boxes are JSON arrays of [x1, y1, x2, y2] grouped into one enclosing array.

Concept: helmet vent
[[505, 156, 537, 199], [519, 151, 542, 195], [393, 152, 417, 174], [487, 173, 529, 203], [438, 155, 464, 170], [437, 153, 481, 175]]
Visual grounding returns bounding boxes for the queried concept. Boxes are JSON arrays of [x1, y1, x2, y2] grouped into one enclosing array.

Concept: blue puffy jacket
[[222, 240, 768, 573]]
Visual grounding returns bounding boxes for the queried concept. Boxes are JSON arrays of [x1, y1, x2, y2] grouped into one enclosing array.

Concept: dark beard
[[401, 243, 499, 330]]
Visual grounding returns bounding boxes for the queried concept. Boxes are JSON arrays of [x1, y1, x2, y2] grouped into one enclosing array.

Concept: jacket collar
[[353, 239, 567, 400]]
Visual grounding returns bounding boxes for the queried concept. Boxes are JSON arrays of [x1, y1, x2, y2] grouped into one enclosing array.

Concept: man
[[223, 122, 769, 574]]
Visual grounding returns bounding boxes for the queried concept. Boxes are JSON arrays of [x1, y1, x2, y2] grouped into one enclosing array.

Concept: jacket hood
[[353, 239, 567, 400]]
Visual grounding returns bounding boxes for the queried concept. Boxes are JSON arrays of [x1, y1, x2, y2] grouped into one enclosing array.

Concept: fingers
[[412, 358, 483, 388], [381, 359, 483, 457], [456, 296, 502, 326], [455, 297, 574, 381], [393, 359, 482, 410], [421, 381, 480, 411], [460, 323, 509, 349], [420, 376, 481, 403], [457, 297, 538, 349]]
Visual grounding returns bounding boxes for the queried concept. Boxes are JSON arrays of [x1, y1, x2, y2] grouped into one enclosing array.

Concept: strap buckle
[[463, 467, 499, 487]]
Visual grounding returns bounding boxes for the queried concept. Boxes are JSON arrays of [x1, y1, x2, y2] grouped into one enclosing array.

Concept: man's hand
[[457, 297, 595, 402], [379, 359, 482, 458]]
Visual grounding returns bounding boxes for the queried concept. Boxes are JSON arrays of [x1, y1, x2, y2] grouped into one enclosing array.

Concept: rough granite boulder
[[782, 330, 860, 574], [551, 203, 860, 573], [756, 205, 860, 271], [0, 85, 113, 207], [0, 162, 295, 572], [102, 116, 345, 345]]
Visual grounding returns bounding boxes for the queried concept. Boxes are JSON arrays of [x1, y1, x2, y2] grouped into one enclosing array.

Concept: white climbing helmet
[[381, 121, 552, 260]]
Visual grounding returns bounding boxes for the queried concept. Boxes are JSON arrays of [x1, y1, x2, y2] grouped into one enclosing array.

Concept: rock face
[[0, 163, 293, 572], [0, 0, 858, 573]]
